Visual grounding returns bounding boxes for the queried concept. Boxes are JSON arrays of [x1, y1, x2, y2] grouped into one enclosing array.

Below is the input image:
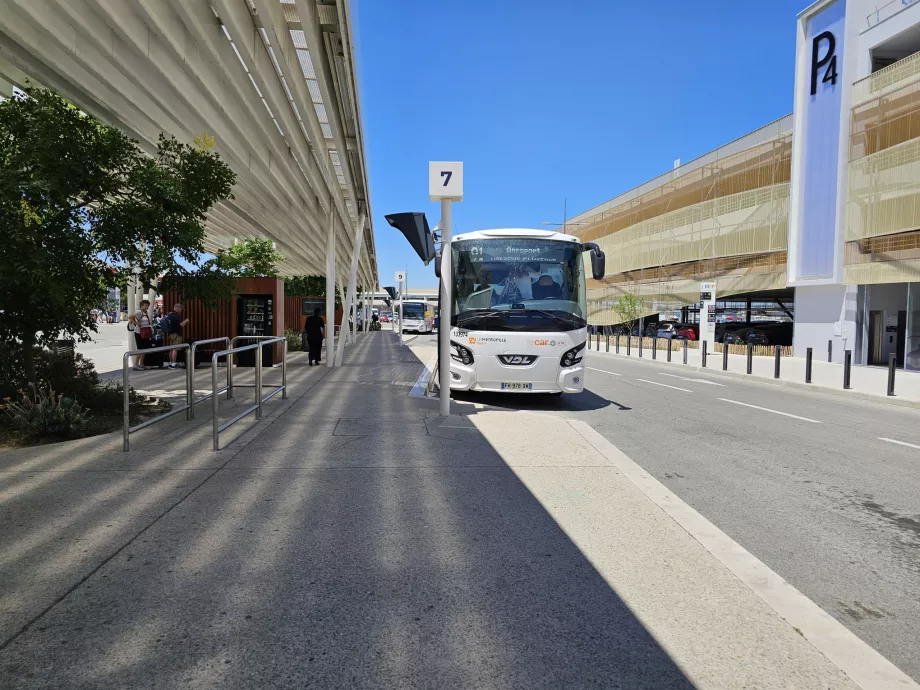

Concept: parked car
[[723, 327, 769, 345], [380, 314, 390, 323], [673, 325, 699, 341], [655, 322, 683, 339]]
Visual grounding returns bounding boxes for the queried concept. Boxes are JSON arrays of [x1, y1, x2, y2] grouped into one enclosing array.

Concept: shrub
[[0, 344, 99, 402], [4, 384, 88, 438], [285, 328, 302, 351]]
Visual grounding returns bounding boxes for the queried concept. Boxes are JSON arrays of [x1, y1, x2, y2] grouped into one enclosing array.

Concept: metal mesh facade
[[576, 131, 792, 324], [846, 54, 920, 283]]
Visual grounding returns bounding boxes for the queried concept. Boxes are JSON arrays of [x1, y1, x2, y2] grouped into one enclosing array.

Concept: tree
[[0, 87, 236, 382], [283, 275, 342, 305], [613, 292, 645, 334], [226, 237, 283, 277]]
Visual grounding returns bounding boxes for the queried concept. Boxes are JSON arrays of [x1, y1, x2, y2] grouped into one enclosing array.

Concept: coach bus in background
[[398, 300, 435, 334]]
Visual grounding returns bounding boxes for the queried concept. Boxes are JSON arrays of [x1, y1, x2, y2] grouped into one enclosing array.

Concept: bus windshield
[[401, 302, 427, 319], [451, 238, 587, 332]]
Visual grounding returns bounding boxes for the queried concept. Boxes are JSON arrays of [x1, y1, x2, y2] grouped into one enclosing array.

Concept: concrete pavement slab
[[0, 332, 901, 688]]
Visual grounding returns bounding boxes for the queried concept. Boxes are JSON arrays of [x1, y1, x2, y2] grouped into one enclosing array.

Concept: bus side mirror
[[583, 242, 606, 280], [434, 248, 442, 279]]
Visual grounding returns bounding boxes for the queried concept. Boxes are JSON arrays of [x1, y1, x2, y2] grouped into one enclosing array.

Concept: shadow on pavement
[[0, 333, 691, 688]]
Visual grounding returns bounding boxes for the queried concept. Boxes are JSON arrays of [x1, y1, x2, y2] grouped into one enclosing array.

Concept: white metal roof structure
[[0, 0, 376, 290]]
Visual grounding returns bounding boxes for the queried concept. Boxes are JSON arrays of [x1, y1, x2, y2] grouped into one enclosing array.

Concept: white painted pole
[[335, 213, 366, 367], [325, 208, 336, 369], [439, 199, 452, 417], [338, 283, 349, 345], [398, 279, 404, 346]]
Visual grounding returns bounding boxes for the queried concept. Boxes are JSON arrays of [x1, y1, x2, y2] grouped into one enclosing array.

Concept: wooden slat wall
[[284, 295, 344, 332], [162, 277, 285, 360]]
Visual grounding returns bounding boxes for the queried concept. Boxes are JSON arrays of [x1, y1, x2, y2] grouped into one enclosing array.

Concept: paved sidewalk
[[588, 336, 920, 407], [0, 332, 910, 688]]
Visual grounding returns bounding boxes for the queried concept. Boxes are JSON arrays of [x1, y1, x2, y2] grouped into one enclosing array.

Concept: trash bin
[[53, 339, 75, 357]]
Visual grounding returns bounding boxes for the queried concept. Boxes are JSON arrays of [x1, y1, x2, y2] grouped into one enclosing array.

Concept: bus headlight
[[560, 341, 586, 368], [450, 341, 474, 365]]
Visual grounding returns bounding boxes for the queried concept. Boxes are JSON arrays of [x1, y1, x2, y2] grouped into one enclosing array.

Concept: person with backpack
[[161, 303, 190, 369]]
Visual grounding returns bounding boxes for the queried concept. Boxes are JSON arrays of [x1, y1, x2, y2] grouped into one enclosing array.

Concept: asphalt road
[[425, 332, 920, 682]]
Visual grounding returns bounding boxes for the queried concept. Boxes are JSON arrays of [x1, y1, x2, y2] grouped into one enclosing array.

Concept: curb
[[588, 347, 920, 411]]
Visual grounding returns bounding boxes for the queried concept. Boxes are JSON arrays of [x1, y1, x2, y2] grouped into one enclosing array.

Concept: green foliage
[[226, 238, 283, 277], [0, 344, 150, 412], [0, 86, 236, 380], [283, 275, 342, 306], [4, 384, 88, 439], [285, 328, 303, 351], [613, 292, 645, 331]]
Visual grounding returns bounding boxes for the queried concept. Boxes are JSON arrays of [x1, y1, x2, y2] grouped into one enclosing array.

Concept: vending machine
[[237, 294, 274, 367]]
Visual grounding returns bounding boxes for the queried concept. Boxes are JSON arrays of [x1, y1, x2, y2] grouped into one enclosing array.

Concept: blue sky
[[355, 0, 805, 288]]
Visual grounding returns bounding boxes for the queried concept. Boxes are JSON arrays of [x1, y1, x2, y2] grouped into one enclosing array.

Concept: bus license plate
[[501, 382, 532, 390]]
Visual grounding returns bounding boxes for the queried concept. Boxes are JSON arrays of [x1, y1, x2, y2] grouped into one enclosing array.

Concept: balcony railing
[[865, 0, 920, 29]]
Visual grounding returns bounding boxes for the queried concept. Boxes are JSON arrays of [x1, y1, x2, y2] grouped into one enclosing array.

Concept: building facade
[[575, 0, 920, 370]]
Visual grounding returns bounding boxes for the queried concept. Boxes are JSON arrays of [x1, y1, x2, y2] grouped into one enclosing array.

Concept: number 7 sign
[[429, 161, 463, 201]]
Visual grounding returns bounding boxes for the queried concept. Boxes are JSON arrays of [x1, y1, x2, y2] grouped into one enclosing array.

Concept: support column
[[338, 283, 349, 345], [335, 213, 367, 367], [325, 209, 336, 369], [439, 199, 452, 417]]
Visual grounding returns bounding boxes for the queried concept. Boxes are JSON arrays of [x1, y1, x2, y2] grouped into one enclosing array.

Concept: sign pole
[[396, 272, 405, 346], [429, 161, 463, 417], [439, 199, 452, 417]]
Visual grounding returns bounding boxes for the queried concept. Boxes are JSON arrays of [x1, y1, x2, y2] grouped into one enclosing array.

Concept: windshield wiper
[[514, 308, 585, 329], [456, 310, 505, 326]]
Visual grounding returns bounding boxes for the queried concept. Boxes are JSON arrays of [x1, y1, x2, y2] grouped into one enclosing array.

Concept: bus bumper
[[449, 362, 585, 394]]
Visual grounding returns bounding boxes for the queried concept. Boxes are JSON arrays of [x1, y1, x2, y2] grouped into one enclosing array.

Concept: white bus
[[399, 299, 435, 333], [447, 228, 605, 394]]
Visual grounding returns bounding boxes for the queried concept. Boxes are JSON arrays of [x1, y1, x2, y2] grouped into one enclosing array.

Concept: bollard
[[597, 333, 601, 350], [843, 350, 852, 390], [606, 334, 609, 352], [627, 335, 631, 356], [723, 342, 729, 371], [828, 339, 833, 363], [702, 340, 707, 368], [588, 335, 591, 350], [774, 345, 781, 379], [639, 336, 643, 358], [667, 338, 672, 362], [653, 338, 657, 360], [683, 339, 688, 364], [616, 334, 620, 353], [746, 342, 753, 374], [805, 347, 813, 384], [888, 353, 896, 396]]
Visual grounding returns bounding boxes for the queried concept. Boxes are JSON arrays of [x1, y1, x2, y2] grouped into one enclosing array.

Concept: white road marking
[[568, 420, 919, 690], [879, 437, 920, 450], [587, 367, 621, 376], [660, 373, 726, 387], [718, 398, 822, 423], [637, 378, 692, 393]]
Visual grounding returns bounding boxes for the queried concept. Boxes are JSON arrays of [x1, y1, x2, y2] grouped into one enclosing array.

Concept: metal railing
[[122, 343, 191, 451], [228, 335, 286, 399], [189, 337, 231, 419], [212, 337, 287, 450]]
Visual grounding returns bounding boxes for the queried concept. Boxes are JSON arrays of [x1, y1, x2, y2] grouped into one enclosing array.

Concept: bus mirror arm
[[582, 242, 606, 280]]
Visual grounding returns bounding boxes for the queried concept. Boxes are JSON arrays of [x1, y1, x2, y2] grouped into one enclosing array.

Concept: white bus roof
[[452, 228, 581, 243]]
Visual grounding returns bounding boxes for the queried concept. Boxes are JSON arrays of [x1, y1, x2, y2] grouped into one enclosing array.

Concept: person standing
[[303, 307, 326, 366], [127, 299, 155, 370], [163, 303, 190, 369]]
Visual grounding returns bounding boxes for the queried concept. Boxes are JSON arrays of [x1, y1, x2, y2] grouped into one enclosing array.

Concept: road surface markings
[[879, 437, 920, 450], [660, 373, 726, 387], [637, 378, 692, 393], [718, 398, 822, 423], [569, 420, 920, 690], [586, 367, 621, 376]]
